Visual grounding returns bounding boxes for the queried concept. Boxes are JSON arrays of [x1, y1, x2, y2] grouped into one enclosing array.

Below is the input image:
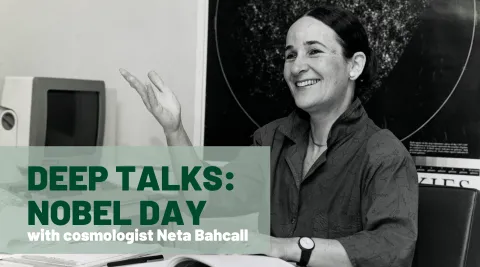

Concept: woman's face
[[284, 16, 352, 113]]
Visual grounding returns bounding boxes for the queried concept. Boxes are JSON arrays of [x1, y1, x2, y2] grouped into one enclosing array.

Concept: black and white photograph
[[0, 0, 480, 266], [204, 0, 480, 160]]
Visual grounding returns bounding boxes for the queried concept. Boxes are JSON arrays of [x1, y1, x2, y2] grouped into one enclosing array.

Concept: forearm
[[165, 123, 192, 146], [164, 124, 209, 203], [164, 126, 266, 217], [278, 237, 353, 267], [275, 225, 417, 267]]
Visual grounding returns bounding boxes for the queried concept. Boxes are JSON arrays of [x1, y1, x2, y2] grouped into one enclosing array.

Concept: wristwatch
[[297, 237, 315, 267]]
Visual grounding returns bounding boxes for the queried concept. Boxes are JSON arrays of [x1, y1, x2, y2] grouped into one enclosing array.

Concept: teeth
[[296, 79, 320, 87]]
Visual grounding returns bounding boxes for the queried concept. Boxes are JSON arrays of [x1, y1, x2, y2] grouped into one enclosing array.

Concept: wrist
[[280, 237, 302, 262], [164, 124, 183, 137]]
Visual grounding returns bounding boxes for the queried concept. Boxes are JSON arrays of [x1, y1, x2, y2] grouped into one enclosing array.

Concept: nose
[[290, 56, 308, 76]]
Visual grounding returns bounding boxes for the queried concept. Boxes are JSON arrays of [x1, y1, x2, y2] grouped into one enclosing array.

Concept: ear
[[348, 52, 367, 81]]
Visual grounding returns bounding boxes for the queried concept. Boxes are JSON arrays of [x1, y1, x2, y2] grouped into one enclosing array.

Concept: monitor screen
[[45, 90, 99, 146]]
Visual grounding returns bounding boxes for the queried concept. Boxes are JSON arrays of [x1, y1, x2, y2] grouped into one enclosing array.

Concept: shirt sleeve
[[336, 131, 419, 267], [200, 129, 270, 218]]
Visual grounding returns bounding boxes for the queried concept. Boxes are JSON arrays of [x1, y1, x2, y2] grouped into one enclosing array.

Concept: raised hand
[[119, 68, 182, 135]]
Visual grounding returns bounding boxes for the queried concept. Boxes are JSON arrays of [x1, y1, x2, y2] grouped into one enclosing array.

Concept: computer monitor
[[0, 76, 107, 147], [0, 76, 118, 194], [0, 76, 120, 165]]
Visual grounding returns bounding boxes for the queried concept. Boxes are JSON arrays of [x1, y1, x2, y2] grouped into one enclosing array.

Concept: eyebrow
[[285, 40, 328, 51]]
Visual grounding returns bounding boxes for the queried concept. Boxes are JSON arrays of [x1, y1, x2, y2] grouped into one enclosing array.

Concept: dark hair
[[303, 6, 378, 99]]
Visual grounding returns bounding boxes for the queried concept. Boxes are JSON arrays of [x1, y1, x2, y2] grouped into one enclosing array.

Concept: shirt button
[[291, 218, 296, 224]]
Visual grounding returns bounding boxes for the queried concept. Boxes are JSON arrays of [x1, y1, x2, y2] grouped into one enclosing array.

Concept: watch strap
[[297, 237, 314, 267], [298, 248, 313, 266]]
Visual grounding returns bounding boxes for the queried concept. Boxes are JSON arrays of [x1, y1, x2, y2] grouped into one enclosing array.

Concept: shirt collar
[[277, 98, 368, 146]]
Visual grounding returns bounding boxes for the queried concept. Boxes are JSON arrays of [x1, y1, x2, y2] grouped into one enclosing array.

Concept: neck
[[308, 93, 354, 145]]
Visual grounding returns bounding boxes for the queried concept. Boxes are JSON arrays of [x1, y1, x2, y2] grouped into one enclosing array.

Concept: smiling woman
[[119, 5, 419, 267], [249, 8, 419, 267], [282, 8, 376, 135], [203, 0, 432, 151], [280, 10, 374, 178]]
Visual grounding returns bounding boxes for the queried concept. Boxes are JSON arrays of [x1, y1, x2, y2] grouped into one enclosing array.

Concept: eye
[[308, 49, 322, 55], [285, 52, 296, 60]]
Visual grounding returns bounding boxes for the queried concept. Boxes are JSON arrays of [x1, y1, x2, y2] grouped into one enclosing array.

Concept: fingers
[[119, 68, 144, 91], [119, 68, 151, 110], [145, 82, 159, 109], [148, 70, 171, 94], [120, 69, 173, 112]]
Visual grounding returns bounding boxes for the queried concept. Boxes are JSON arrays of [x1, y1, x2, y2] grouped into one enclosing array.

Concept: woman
[[120, 5, 418, 267]]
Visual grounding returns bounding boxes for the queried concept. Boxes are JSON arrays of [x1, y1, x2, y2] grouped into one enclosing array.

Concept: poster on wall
[[203, 0, 480, 187], [414, 157, 480, 189], [365, 0, 480, 160]]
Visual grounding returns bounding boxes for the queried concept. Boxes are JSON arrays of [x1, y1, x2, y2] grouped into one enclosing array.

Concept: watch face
[[299, 237, 314, 249]]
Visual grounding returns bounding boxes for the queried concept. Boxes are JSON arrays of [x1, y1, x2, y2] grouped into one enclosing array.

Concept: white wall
[[0, 0, 208, 146]]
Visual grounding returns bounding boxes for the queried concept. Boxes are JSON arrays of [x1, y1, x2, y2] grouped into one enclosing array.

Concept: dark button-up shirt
[[207, 98, 418, 267]]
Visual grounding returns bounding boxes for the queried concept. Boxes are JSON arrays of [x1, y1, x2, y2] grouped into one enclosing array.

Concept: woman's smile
[[295, 79, 322, 88]]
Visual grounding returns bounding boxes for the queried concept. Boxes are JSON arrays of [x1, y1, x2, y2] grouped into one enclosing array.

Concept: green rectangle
[[0, 146, 271, 254]]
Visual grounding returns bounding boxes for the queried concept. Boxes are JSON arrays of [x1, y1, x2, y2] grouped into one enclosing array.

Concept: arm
[[163, 124, 210, 204], [120, 69, 271, 225], [163, 118, 268, 218], [199, 129, 269, 217], [119, 69, 266, 211], [161, 117, 268, 218], [268, 135, 419, 267], [335, 140, 418, 267], [266, 237, 353, 267]]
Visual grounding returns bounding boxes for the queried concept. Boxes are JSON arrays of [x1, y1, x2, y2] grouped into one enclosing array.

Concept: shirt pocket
[[327, 212, 362, 239]]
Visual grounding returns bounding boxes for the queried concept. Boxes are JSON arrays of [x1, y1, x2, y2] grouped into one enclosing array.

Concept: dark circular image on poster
[[213, 0, 433, 129], [364, 0, 477, 142]]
